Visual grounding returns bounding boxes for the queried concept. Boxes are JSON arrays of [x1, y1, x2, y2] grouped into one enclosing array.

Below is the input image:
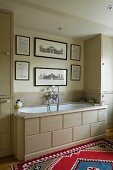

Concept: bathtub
[[14, 102, 107, 160], [18, 102, 94, 114]]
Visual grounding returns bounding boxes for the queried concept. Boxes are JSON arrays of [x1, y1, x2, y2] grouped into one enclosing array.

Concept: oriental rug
[[11, 138, 113, 170]]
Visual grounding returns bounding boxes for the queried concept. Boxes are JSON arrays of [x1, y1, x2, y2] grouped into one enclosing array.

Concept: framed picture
[[15, 61, 30, 80], [70, 44, 81, 61], [34, 37, 67, 60], [15, 35, 30, 56], [34, 67, 67, 86], [71, 64, 81, 81]]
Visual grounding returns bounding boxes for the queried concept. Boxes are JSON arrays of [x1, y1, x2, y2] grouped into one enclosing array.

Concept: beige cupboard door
[[0, 11, 11, 95]]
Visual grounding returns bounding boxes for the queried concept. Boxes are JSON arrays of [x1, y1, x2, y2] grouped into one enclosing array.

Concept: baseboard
[[106, 128, 113, 133], [0, 150, 12, 158]]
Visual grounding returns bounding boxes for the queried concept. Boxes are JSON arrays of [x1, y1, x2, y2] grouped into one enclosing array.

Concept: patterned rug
[[11, 138, 113, 170]]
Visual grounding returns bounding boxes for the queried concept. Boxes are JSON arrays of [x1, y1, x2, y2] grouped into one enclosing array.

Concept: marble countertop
[[13, 103, 107, 119]]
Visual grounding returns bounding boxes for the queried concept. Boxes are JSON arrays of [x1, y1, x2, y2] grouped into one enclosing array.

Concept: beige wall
[[14, 27, 84, 93], [13, 28, 113, 130]]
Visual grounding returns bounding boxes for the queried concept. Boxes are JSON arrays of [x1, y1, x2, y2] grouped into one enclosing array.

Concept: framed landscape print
[[70, 44, 81, 61], [34, 38, 67, 60], [71, 64, 81, 81], [34, 67, 67, 86]]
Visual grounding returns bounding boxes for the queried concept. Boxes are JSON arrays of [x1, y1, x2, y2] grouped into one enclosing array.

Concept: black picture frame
[[15, 35, 30, 56], [34, 37, 67, 60], [15, 61, 30, 80], [34, 67, 67, 86], [70, 44, 81, 61], [71, 64, 81, 81]]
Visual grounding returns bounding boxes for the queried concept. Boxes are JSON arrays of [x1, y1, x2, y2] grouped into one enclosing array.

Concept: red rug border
[[11, 138, 113, 170]]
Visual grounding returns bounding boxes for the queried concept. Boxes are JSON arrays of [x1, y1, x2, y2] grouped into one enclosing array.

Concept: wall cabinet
[[84, 34, 113, 129], [0, 9, 13, 157], [84, 34, 101, 94], [0, 10, 13, 95], [102, 36, 113, 92]]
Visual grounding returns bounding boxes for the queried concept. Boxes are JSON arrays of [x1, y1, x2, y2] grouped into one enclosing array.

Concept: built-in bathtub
[[13, 102, 107, 160], [18, 102, 93, 114]]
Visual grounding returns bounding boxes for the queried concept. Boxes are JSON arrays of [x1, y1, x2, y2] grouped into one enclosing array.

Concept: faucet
[[47, 100, 51, 112], [56, 86, 59, 111], [45, 86, 60, 112]]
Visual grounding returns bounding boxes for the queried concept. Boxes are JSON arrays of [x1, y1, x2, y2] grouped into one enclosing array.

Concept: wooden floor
[[0, 156, 18, 170], [0, 132, 113, 170]]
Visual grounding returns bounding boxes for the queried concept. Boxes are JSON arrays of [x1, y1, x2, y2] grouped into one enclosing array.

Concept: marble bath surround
[[13, 102, 107, 161], [17, 102, 93, 115]]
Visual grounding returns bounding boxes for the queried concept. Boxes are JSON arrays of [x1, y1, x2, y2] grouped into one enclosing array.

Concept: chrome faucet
[[56, 86, 59, 111], [47, 101, 51, 112], [45, 86, 59, 112]]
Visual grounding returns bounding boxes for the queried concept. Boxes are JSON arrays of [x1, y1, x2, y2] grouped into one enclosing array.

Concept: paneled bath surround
[[13, 102, 107, 160]]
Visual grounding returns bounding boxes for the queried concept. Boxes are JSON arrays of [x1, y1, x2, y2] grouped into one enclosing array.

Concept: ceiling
[[1, 0, 113, 39]]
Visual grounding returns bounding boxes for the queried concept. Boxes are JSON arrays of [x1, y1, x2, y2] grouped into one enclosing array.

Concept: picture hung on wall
[[15, 61, 30, 80], [70, 44, 81, 61], [34, 37, 67, 60], [71, 64, 81, 81], [34, 67, 67, 86], [15, 35, 30, 56]]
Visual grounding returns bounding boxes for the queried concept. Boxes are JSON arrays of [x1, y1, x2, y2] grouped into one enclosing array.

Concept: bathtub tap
[[47, 102, 51, 112], [45, 86, 59, 112], [56, 86, 59, 111]]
